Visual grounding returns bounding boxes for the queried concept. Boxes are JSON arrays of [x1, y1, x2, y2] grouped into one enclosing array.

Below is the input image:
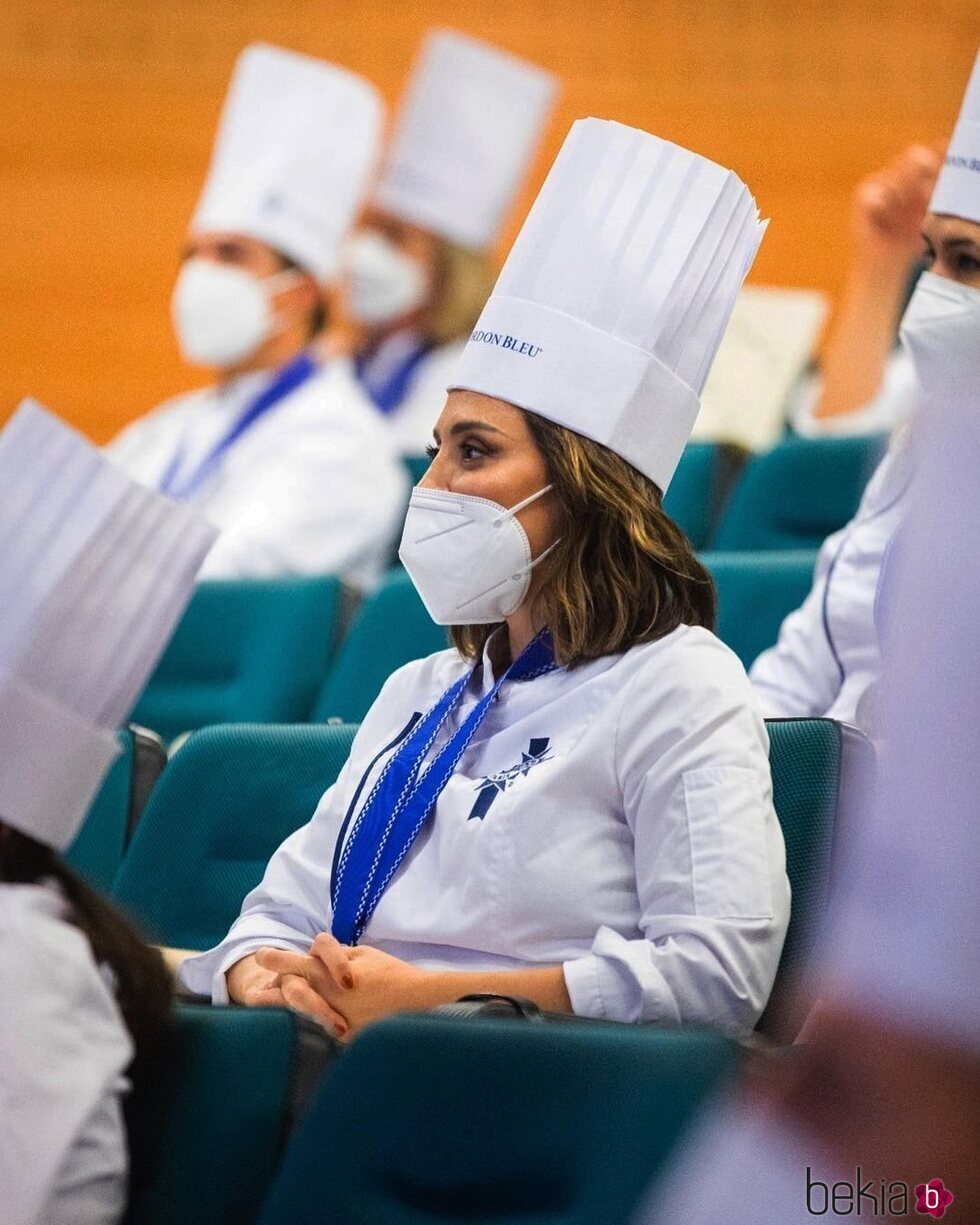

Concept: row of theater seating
[[130, 433, 884, 742], [69, 435, 882, 1222], [406, 432, 888, 553], [67, 715, 870, 1224], [131, 553, 818, 740], [126, 1005, 739, 1225], [74, 435, 885, 1223], [70, 716, 872, 1045]]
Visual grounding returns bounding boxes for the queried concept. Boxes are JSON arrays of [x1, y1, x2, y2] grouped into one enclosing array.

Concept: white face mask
[[398, 485, 558, 625], [171, 257, 302, 368], [899, 271, 980, 400], [343, 230, 429, 326]]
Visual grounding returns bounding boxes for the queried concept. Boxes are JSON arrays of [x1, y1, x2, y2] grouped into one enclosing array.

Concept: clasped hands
[[237, 934, 432, 1041]]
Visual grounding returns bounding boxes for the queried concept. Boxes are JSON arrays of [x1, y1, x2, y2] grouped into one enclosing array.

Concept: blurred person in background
[[0, 404, 214, 1225], [339, 30, 556, 456], [790, 142, 942, 438], [179, 120, 790, 1042], [640, 52, 980, 1225], [749, 55, 979, 735], [107, 44, 408, 589]]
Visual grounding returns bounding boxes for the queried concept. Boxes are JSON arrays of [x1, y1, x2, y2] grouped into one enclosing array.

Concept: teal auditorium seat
[[126, 1002, 332, 1225], [313, 568, 448, 723], [131, 576, 342, 742], [760, 717, 873, 1041], [703, 548, 818, 668], [406, 444, 741, 552], [711, 434, 888, 551], [111, 723, 357, 949], [66, 726, 168, 892], [663, 441, 743, 550], [403, 453, 432, 487], [111, 712, 859, 1041], [257, 1015, 738, 1225], [65, 729, 134, 892]]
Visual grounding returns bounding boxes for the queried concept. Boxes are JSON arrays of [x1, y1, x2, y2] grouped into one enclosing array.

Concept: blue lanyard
[[158, 352, 319, 500], [330, 631, 557, 945], [354, 340, 434, 417]]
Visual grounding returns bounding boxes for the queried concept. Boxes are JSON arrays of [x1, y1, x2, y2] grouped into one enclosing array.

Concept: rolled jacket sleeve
[[564, 639, 790, 1029]]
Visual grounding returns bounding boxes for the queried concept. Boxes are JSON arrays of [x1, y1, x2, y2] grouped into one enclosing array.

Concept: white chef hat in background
[[191, 43, 384, 282]]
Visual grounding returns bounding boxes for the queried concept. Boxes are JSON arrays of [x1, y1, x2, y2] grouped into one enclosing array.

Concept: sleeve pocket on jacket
[[683, 766, 775, 920]]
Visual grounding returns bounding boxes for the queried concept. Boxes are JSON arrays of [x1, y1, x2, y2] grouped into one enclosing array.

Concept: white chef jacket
[[789, 348, 919, 439], [349, 330, 467, 455], [0, 882, 132, 1225], [749, 429, 913, 732], [182, 625, 790, 1031], [105, 356, 409, 590]]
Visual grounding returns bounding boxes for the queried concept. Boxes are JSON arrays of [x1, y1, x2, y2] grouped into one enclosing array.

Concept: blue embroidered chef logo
[[469, 737, 552, 821]]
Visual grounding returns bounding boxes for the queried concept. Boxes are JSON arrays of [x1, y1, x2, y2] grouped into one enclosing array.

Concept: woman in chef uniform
[[181, 119, 790, 1041], [106, 44, 408, 590], [750, 52, 980, 734], [340, 30, 556, 456], [0, 403, 214, 1225]]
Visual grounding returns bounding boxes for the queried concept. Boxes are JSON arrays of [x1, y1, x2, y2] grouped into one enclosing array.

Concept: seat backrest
[[127, 725, 168, 839], [132, 576, 342, 742], [712, 434, 888, 551], [662, 441, 744, 550], [257, 1014, 738, 1225], [65, 728, 135, 892], [406, 445, 740, 551], [704, 548, 818, 668], [402, 454, 432, 487], [760, 717, 873, 1040], [111, 722, 357, 949], [125, 1002, 325, 1225], [313, 568, 448, 724]]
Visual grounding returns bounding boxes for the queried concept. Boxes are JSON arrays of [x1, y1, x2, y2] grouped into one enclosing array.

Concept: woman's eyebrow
[[448, 420, 507, 437], [940, 236, 980, 251]]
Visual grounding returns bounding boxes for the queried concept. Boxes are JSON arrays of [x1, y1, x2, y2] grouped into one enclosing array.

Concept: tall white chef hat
[[931, 50, 980, 223], [191, 43, 383, 282], [0, 402, 216, 851], [372, 29, 557, 251], [450, 118, 767, 492]]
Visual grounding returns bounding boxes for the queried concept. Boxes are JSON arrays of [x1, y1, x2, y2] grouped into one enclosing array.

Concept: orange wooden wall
[[2, 1, 976, 442]]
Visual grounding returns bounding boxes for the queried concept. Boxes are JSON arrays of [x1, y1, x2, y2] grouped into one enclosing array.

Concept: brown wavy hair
[[450, 411, 716, 666]]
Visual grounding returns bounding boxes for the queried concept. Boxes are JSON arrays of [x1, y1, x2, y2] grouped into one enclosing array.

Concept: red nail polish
[[333, 1023, 346, 1038]]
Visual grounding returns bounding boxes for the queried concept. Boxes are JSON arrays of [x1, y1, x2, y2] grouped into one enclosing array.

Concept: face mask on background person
[[170, 257, 303, 368], [398, 484, 559, 625], [343, 230, 430, 326], [899, 270, 980, 397]]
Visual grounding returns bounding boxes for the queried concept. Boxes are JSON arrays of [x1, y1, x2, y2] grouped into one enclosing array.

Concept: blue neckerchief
[[330, 630, 557, 945], [353, 340, 434, 417], [158, 351, 319, 500]]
